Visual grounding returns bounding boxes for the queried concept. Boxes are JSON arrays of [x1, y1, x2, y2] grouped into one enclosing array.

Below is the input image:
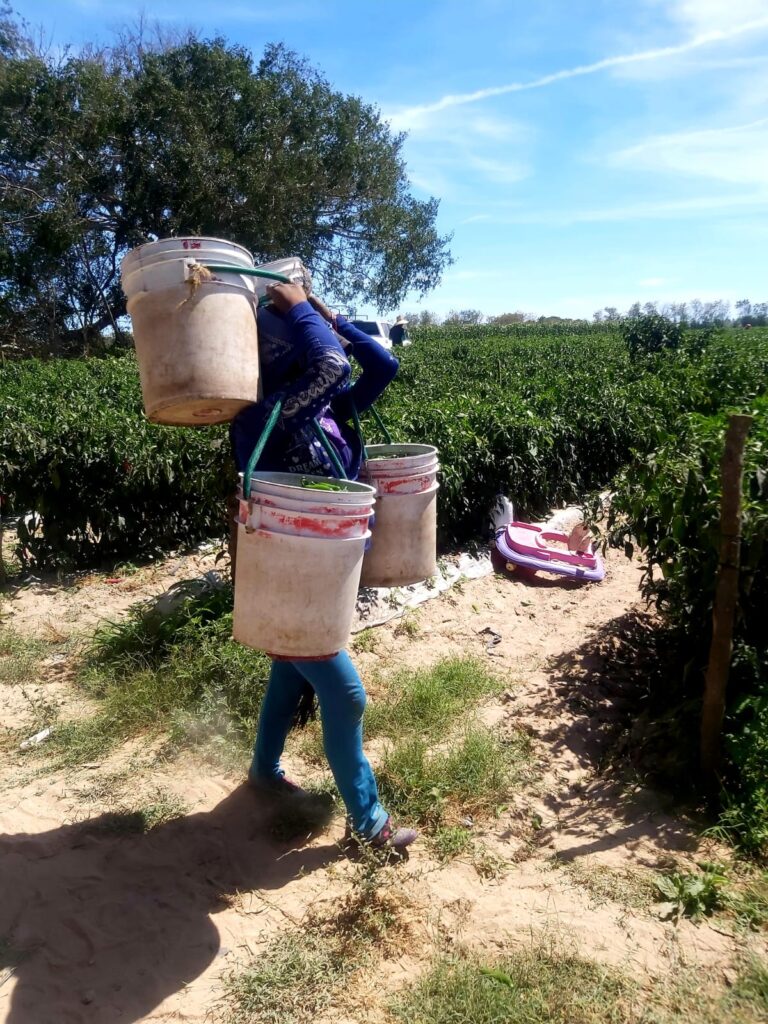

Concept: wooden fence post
[[700, 413, 753, 787]]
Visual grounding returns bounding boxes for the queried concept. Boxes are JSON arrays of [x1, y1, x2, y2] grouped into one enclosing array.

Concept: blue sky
[[18, 0, 768, 317]]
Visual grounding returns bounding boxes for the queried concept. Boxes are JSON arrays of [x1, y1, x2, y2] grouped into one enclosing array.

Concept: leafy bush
[[2, 326, 768, 567], [0, 354, 232, 568], [606, 399, 768, 855], [654, 865, 728, 921], [621, 312, 683, 359]]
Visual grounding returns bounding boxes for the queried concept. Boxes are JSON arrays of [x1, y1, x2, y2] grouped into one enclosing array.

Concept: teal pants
[[251, 651, 388, 839]]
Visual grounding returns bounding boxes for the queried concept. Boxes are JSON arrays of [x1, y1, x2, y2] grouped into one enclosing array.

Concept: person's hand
[[265, 281, 308, 313], [307, 294, 335, 324]]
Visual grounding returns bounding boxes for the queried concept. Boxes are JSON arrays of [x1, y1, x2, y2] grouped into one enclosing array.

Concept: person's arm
[[230, 284, 350, 471], [307, 297, 399, 416], [334, 313, 399, 414]]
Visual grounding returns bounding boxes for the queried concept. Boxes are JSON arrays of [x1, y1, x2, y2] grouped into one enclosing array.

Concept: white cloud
[[493, 191, 768, 225], [386, 16, 768, 133], [612, 118, 768, 186], [401, 107, 531, 200], [463, 155, 528, 185], [639, 277, 668, 286], [667, 0, 768, 35]]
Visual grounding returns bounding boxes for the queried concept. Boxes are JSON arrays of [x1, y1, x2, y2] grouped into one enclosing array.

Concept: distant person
[[389, 315, 410, 347]]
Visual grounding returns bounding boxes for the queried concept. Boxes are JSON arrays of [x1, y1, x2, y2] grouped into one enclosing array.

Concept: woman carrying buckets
[[230, 281, 418, 855]]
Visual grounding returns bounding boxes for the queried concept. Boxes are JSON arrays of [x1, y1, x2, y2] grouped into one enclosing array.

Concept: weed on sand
[[83, 788, 188, 835], [42, 583, 269, 767], [393, 946, 636, 1024], [226, 854, 421, 1023], [377, 726, 530, 831], [0, 630, 47, 686], [393, 946, 768, 1024], [365, 657, 505, 740], [549, 856, 657, 912]]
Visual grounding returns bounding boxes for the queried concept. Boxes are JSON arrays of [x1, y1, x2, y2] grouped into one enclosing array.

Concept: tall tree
[[0, 25, 452, 353]]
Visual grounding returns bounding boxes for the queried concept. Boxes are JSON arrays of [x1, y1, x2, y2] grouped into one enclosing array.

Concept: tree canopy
[[0, 16, 452, 354]]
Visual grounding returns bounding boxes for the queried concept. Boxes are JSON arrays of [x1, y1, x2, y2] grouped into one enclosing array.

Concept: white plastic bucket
[[121, 238, 260, 426], [242, 471, 376, 506], [122, 237, 253, 274], [251, 257, 311, 301], [360, 469, 439, 495], [240, 501, 372, 539], [361, 483, 439, 588], [363, 444, 438, 472], [240, 491, 374, 518], [233, 525, 368, 658]]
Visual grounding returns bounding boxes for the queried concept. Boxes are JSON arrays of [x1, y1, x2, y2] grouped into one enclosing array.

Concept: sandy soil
[[0, 545, 765, 1023]]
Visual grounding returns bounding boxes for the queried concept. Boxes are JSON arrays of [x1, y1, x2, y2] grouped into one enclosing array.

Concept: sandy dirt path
[[0, 549, 764, 1023]]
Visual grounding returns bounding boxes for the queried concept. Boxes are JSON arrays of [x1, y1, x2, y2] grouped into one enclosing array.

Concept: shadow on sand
[[1, 784, 341, 1022]]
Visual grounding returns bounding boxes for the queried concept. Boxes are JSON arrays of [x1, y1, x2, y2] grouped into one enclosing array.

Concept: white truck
[[349, 318, 394, 350]]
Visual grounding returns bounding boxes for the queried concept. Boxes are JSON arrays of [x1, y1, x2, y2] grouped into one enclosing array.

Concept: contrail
[[388, 17, 768, 129]]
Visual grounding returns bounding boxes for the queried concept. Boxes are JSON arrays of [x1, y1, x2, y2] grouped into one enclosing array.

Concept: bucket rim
[[242, 471, 376, 498], [362, 461, 440, 478], [364, 443, 438, 458], [365, 480, 440, 497], [245, 493, 375, 514], [237, 522, 372, 545], [122, 236, 253, 265]]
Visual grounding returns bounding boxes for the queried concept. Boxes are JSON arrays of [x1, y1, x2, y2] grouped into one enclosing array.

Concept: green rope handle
[[202, 264, 291, 283], [201, 264, 292, 308], [243, 399, 283, 501], [368, 403, 394, 445], [311, 421, 348, 479], [350, 401, 368, 462], [242, 398, 347, 517]]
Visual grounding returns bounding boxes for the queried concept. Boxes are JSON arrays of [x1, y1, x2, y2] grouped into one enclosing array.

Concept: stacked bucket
[[121, 237, 261, 426], [360, 444, 439, 588], [232, 472, 376, 658]]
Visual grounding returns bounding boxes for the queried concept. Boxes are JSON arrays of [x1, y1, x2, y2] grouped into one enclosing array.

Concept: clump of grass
[[726, 870, 768, 931], [351, 627, 379, 654], [366, 657, 504, 740], [0, 629, 47, 686], [393, 946, 637, 1024], [394, 611, 420, 639], [225, 931, 349, 1024], [431, 826, 508, 878], [731, 957, 768, 1014], [329, 849, 422, 955], [471, 843, 508, 880], [43, 582, 269, 767], [227, 850, 421, 1023], [84, 579, 235, 673], [378, 726, 529, 831], [85, 788, 187, 835], [269, 780, 339, 842], [432, 825, 474, 862]]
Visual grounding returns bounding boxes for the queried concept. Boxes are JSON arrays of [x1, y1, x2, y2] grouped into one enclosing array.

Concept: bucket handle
[[243, 399, 283, 503], [242, 401, 348, 526], [350, 401, 394, 449], [201, 264, 292, 308]]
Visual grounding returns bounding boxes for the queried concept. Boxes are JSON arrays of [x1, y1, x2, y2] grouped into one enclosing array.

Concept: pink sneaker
[[346, 817, 418, 857]]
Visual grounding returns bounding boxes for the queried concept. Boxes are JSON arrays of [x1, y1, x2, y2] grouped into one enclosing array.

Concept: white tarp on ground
[[352, 551, 494, 632]]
